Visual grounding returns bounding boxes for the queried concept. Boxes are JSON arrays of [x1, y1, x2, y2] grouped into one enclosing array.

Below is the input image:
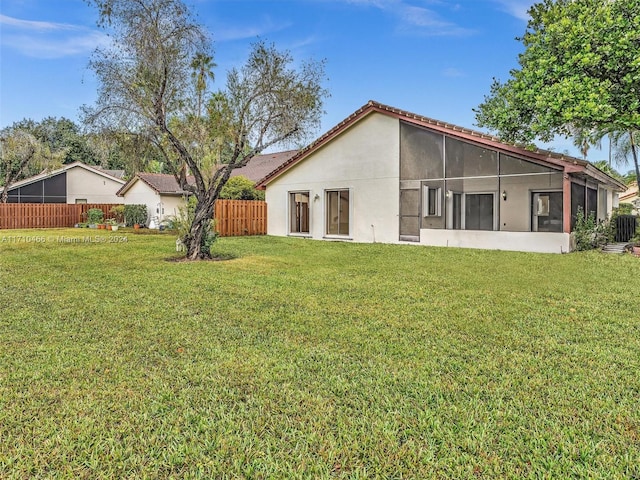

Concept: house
[[618, 181, 639, 214], [2, 162, 126, 204], [116, 150, 297, 225], [256, 101, 627, 254]]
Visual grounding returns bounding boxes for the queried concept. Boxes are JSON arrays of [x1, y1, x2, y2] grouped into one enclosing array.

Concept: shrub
[[124, 204, 148, 226], [87, 208, 104, 224], [573, 206, 610, 251], [219, 175, 265, 200], [110, 205, 125, 224]]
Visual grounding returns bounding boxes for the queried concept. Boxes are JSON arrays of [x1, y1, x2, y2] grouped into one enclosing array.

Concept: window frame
[[446, 191, 497, 231], [288, 190, 311, 236], [422, 185, 442, 217], [325, 188, 351, 238]]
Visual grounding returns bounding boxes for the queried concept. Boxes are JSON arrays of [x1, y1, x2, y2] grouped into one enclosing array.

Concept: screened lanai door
[[532, 192, 563, 232]]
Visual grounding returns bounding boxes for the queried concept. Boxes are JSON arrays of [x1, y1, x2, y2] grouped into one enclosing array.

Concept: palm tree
[[610, 131, 640, 193], [190, 53, 216, 117]]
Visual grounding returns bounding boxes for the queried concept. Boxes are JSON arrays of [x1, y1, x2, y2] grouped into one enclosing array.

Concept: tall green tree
[[0, 130, 40, 202], [13, 117, 98, 165], [84, 0, 327, 260], [0, 126, 65, 203], [475, 0, 640, 193]]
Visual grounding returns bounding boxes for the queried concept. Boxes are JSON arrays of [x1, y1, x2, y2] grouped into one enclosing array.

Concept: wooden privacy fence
[[0, 200, 267, 236], [0, 203, 120, 229], [214, 199, 267, 237]]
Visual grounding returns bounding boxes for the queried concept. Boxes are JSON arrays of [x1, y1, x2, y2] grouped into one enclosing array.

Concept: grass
[[1, 228, 639, 479]]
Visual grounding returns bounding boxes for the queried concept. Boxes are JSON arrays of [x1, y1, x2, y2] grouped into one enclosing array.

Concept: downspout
[[563, 172, 572, 234]]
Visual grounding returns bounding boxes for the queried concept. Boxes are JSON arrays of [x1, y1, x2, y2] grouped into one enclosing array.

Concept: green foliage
[[615, 203, 634, 216], [475, 0, 640, 144], [572, 206, 609, 251], [219, 175, 265, 200], [631, 223, 640, 246], [109, 205, 125, 224], [1, 232, 639, 477], [86, 208, 104, 224], [12, 116, 98, 166], [124, 204, 148, 226]]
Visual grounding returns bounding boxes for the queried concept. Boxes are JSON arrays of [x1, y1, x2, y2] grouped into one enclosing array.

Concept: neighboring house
[[116, 151, 297, 225], [256, 101, 627, 254], [2, 162, 126, 204], [116, 173, 192, 226], [618, 181, 639, 214]]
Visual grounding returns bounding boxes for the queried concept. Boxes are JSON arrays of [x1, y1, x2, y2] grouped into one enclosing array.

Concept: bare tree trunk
[[185, 196, 215, 259]]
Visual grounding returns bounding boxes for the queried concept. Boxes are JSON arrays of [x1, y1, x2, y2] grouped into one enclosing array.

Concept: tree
[[84, 0, 327, 259], [475, 0, 640, 195], [0, 129, 41, 203], [219, 175, 265, 200], [14, 117, 98, 166]]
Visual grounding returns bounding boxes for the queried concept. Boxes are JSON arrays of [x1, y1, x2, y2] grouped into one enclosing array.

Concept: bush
[[124, 204, 148, 226], [573, 206, 610, 251], [110, 205, 125, 224], [87, 208, 104, 224], [219, 175, 265, 200]]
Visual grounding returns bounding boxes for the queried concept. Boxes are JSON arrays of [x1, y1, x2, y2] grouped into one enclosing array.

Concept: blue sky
[[0, 0, 604, 160]]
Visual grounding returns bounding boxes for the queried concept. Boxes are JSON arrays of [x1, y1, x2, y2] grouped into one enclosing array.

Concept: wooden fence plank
[[214, 199, 267, 237], [0, 203, 122, 230], [0, 200, 267, 236]]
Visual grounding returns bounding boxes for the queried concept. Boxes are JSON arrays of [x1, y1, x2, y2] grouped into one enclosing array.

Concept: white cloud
[[344, 0, 474, 36], [492, 0, 533, 22], [0, 14, 78, 32], [0, 14, 110, 58], [442, 67, 465, 78], [211, 17, 292, 42]]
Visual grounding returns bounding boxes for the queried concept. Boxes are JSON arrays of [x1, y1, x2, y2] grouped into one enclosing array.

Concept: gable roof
[[95, 167, 126, 179], [232, 150, 298, 182], [255, 100, 627, 192], [2, 161, 126, 193], [116, 172, 194, 197], [117, 150, 297, 197]]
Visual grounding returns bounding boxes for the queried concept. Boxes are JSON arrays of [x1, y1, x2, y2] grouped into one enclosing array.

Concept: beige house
[[257, 101, 627, 254], [619, 181, 639, 214], [117, 151, 297, 226], [3, 162, 125, 204]]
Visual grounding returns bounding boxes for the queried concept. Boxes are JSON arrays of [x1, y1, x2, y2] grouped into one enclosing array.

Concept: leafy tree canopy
[[12, 117, 98, 165], [475, 0, 640, 192], [475, 0, 640, 144]]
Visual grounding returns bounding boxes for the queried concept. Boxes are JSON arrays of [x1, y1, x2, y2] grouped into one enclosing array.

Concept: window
[[289, 191, 310, 234], [326, 189, 350, 236], [448, 192, 495, 231], [532, 192, 563, 232], [422, 185, 441, 217]]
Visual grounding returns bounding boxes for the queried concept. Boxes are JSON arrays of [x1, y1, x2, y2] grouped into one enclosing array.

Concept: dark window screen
[[465, 193, 494, 231]]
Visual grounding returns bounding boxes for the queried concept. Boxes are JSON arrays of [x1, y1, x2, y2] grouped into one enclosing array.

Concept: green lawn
[[1, 229, 638, 479]]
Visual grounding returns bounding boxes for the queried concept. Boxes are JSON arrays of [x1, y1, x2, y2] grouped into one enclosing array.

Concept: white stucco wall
[[66, 167, 124, 204], [121, 180, 186, 226], [420, 229, 572, 254], [265, 113, 401, 244]]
